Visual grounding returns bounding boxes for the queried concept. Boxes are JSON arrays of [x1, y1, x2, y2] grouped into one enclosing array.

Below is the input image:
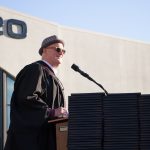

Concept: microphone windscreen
[[71, 64, 80, 72]]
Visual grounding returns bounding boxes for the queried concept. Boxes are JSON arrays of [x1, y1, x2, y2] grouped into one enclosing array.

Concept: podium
[[48, 93, 150, 150], [48, 118, 68, 150]]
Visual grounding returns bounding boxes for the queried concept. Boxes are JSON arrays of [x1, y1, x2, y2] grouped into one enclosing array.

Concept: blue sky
[[1, 0, 150, 43]]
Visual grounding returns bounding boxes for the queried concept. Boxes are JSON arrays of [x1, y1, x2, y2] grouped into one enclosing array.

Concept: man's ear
[[43, 48, 46, 53]]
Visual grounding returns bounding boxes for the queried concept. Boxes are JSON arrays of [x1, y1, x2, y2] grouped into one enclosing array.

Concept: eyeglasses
[[48, 46, 66, 54]]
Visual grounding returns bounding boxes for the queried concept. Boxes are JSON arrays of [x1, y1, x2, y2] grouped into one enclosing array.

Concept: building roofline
[[1, 6, 150, 45]]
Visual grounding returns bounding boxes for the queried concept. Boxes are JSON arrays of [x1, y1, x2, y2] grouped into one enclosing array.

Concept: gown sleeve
[[11, 63, 53, 130]]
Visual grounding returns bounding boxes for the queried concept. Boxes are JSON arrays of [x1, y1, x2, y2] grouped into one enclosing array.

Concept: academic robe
[[4, 61, 65, 150]]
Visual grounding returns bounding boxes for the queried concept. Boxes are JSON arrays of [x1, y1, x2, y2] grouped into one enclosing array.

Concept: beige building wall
[[0, 7, 150, 100]]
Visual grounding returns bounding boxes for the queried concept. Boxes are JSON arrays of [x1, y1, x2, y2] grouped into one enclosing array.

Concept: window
[[0, 67, 15, 150], [6, 76, 14, 129]]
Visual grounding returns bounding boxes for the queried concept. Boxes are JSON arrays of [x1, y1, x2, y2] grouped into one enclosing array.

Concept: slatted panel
[[68, 92, 150, 150], [68, 93, 105, 150], [140, 94, 150, 150], [103, 93, 141, 150]]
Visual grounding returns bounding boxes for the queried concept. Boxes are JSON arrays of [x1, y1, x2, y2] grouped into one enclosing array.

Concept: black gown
[[4, 61, 65, 150]]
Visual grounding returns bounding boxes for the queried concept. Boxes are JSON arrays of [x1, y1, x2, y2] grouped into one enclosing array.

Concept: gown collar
[[40, 60, 57, 74]]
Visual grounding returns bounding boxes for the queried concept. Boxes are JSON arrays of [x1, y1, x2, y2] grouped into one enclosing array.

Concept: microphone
[[71, 64, 92, 80], [71, 64, 108, 95]]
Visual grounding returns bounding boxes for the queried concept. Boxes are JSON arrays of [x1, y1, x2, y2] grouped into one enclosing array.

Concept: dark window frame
[[0, 70, 3, 150], [0, 67, 15, 150]]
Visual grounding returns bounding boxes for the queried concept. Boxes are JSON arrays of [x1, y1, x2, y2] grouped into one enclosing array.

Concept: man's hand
[[54, 107, 68, 118]]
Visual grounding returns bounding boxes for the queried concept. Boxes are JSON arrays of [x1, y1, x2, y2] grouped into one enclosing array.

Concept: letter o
[[7, 19, 27, 39]]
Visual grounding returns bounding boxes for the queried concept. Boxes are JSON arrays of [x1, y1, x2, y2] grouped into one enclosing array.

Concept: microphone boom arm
[[84, 73, 108, 96]]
